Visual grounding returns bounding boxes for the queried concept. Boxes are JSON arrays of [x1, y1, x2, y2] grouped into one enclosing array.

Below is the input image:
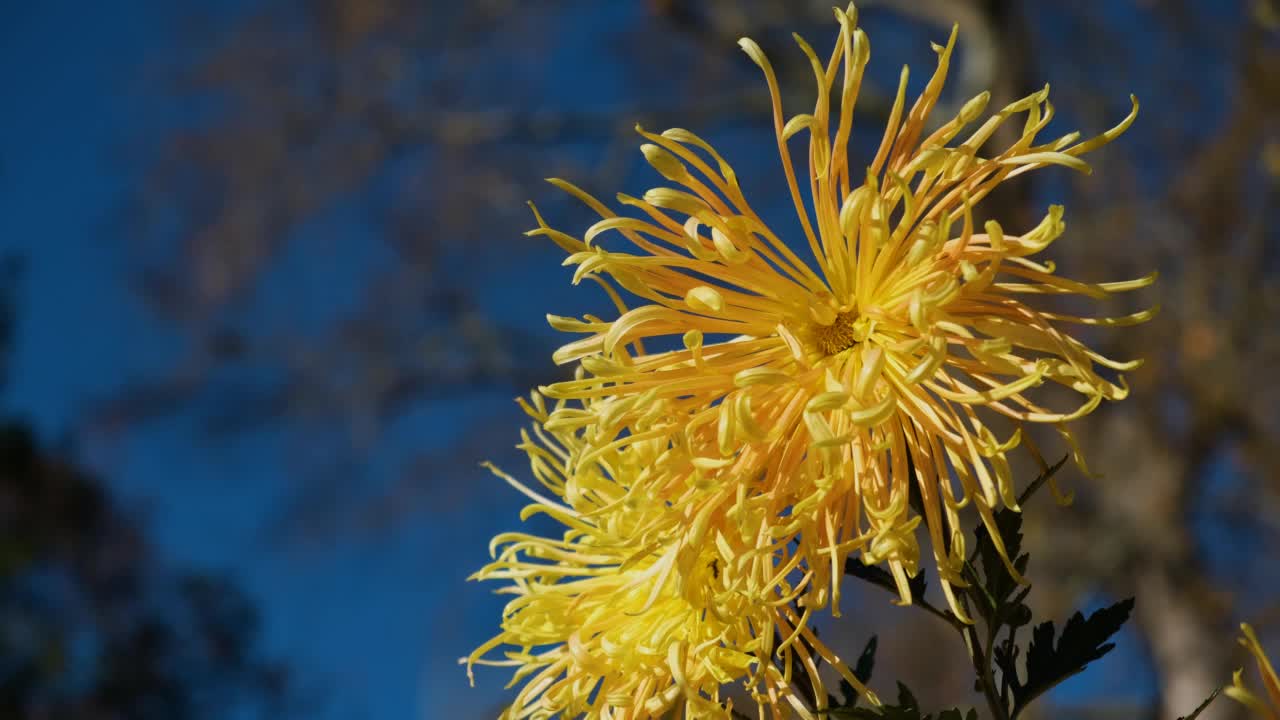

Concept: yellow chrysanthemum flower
[[532, 4, 1151, 619], [1228, 623, 1280, 719], [469, 392, 876, 719]]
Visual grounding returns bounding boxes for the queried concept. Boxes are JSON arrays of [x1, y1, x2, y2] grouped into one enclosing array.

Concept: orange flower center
[[811, 310, 863, 356]]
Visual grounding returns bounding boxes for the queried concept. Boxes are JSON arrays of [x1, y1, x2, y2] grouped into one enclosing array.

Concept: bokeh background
[[1, 0, 1277, 718]]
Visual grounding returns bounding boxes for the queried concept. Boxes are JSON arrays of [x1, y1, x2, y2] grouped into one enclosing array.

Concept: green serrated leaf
[[964, 458, 1066, 620], [1015, 597, 1136, 712], [831, 636, 878, 710], [856, 635, 878, 684], [826, 683, 926, 719], [993, 636, 1020, 687], [972, 508, 1026, 608], [895, 682, 919, 711], [993, 508, 1025, 564]]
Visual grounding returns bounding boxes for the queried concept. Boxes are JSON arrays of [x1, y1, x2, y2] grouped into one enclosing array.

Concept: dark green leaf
[[895, 682, 919, 711], [993, 636, 1020, 687], [831, 635, 878, 710], [1016, 597, 1135, 710], [1005, 588, 1033, 628], [846, 683, 922, 720], [972, 508, 1026, 609], [964, 456, 1066, 620], [966, 505, 1034, 632], [824, 683, 922, 719], [855, 635, 878, 685]]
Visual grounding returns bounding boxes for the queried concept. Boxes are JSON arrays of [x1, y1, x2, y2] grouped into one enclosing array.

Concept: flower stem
[[963, 621, 1010, 720]]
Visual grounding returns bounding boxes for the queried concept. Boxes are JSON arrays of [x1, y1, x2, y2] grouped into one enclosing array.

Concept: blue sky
[[0, 3, 510, 718]]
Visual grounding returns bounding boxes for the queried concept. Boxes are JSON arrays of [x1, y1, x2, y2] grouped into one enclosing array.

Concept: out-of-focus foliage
[[0, 271, 294, 719]]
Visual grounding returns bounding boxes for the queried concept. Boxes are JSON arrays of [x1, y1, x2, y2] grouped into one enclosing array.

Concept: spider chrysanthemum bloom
[[533, 4, 1152, 618], [1228, 623, 1280, 719], [468, 392, 877, 719]]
